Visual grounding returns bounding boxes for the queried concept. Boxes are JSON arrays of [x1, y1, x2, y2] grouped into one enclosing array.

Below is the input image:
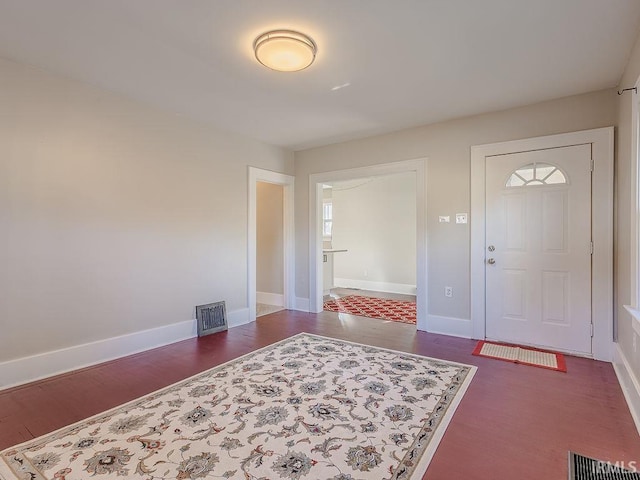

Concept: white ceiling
[[0, 1, 639, 150]]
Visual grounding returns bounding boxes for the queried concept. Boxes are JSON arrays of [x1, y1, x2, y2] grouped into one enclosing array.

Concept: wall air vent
[[196, 301, 228, 337]]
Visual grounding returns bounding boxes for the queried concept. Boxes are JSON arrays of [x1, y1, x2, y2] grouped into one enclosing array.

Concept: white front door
[[485, 144, 592, 355]]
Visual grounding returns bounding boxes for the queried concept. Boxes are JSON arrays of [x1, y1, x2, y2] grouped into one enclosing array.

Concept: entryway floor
[[324, 287, 415, 302], [323, 288, 417, 324]]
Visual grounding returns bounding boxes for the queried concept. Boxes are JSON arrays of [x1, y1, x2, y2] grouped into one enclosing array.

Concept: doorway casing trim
[[308, 158, 428, 331], [248, 167, 295, 322], [470, 127, 614, 361]]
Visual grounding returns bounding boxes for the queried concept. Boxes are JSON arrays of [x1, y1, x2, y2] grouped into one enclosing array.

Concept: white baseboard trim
[[624, 305, 640, 336], [426, 315, 473, 339], [227, 308, 251, 328], [334, 278, 416, 295], [294, 297, 310, 312], [256, 291, 285, 307], [0, 308, 252, 392], [612, 342, 640, 435]]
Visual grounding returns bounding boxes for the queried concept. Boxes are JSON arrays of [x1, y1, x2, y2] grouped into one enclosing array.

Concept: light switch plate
[[456, 213, 468, 224], [439, 216, 450, 223]]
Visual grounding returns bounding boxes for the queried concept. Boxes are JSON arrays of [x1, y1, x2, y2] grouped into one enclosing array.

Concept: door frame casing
[[248, 167, 295, 322], [470, 127, 614, 361], [308, 158, 428, 331]]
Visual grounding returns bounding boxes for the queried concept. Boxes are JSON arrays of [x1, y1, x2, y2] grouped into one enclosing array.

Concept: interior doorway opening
[[256, 181, 285, 317], [308, 158, 428, 331], [320, 173, 418, 325], [248, 167, 294, 322]]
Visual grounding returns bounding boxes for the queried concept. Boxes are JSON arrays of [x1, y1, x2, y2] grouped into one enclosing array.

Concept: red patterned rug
[[323, 294, 416, 324]]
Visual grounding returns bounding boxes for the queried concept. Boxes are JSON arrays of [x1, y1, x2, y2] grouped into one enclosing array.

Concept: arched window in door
[[506, 162, 567, 187]]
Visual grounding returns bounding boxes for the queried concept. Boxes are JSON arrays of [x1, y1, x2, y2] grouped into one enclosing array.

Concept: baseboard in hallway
[[256, 303, 285, 317]]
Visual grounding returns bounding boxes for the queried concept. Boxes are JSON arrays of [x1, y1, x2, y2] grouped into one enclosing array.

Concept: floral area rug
[[0, 333, 476, 480], [323, 296, 417, 325]]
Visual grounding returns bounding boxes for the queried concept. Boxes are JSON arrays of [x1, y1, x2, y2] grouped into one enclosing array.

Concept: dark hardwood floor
[[1, 310, 638, 479]]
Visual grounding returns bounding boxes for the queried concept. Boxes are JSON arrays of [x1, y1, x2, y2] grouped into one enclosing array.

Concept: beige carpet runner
[[473, 340, 567, 372]]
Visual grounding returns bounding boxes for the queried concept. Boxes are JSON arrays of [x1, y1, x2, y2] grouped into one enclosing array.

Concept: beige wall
[[616, 32, 640, 377], [256, 182, 284, 295], [0, 58, 293, 363], [295, 89, 616, 321], [331, 173, 416, 288]]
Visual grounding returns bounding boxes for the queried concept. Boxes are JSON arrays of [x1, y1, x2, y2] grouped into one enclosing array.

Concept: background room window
[[323, 200, 333, 240]]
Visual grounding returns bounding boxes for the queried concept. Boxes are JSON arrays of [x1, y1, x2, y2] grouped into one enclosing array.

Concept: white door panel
[[485, 144, 591, 354]]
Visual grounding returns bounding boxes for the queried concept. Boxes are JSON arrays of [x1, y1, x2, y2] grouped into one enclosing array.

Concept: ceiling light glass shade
[[253, 30, 317, 72]]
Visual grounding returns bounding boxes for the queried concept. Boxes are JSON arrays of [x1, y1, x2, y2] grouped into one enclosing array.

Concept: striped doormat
[[473, 340, 567, 372]]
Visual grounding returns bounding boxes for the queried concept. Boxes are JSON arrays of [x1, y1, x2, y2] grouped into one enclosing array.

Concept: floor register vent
[[196, 301, 228, 337], [569, 452, 640, 480]]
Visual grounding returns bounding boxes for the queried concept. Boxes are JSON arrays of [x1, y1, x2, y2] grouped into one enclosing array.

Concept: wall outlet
[[363, 269, 368, 278], [456, 213, 468, 224], [445, 286, 453, 298]]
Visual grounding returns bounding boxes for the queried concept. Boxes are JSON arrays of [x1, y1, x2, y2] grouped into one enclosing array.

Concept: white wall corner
[[295, 297, 310, 312], [0, 308, 253, 392], [613, 342, 640, 435], [227, 308, 251, 328]]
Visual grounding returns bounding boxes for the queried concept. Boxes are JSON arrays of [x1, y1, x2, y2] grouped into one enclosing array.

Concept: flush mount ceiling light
[[253, 30, 317, 72]]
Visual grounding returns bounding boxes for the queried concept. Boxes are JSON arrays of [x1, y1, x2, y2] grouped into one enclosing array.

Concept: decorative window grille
[[506, 163, 567, 187]]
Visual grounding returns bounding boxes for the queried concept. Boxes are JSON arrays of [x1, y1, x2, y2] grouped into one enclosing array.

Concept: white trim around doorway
[[470, 127, 614, 361], [308, 158, 428, 331], [248, 167, 295, 322]]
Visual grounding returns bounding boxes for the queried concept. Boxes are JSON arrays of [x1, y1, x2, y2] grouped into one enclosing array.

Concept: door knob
[[488, 245, 495, 252], [487, 258, 496, 265]]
